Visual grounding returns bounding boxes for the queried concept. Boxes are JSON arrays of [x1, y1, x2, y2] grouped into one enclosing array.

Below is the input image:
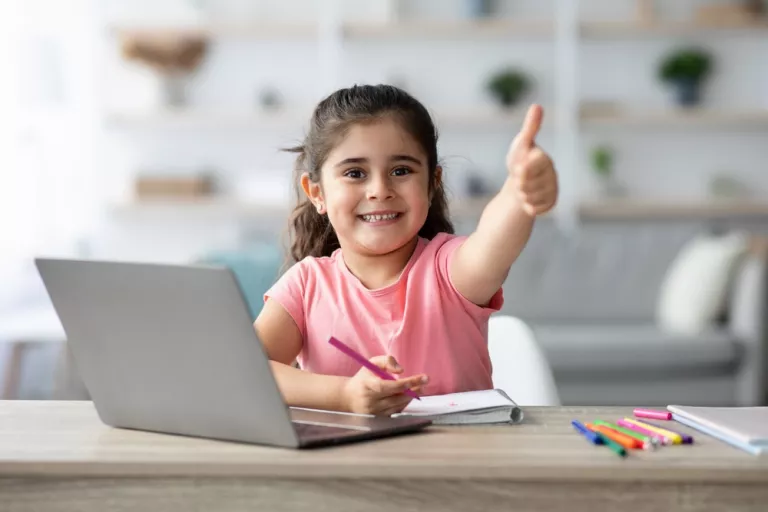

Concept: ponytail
[[285, 145, 340, 264]]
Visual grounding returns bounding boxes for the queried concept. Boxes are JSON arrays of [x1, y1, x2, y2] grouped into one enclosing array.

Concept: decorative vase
[[596, 174, 624, 198], [160, 73, 188, 108], [463, 0, 494, 19], [673, 78, 701, 107]]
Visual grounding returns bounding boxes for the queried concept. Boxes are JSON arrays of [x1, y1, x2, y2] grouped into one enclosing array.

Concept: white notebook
[[667, 405, 768, 455], [394, 389, 524, 425]]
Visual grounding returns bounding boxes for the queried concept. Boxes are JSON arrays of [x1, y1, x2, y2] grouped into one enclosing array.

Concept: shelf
[[110, 18, 767, 41], [104, 109, 312, 130], [110, 199, 290, 220], [580, 108, 768, 130], [578, 200, 768, 220], [344, 19, 554, 39], [104, 107, 541, 131], [580, 19, 768, 38], [110, 22, 319, 40], [111, 19, 553, 40]]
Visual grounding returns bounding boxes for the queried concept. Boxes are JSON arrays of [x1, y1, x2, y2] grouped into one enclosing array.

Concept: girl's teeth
[[362, 213, 398, 222]]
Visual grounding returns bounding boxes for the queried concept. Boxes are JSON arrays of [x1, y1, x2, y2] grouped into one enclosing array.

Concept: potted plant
[[591, 145, 622, 197], [121, 35, 208, 108], [487, 69, 531, 109], [658, 48, 713, 107]]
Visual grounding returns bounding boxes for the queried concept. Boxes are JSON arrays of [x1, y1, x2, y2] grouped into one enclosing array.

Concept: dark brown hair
[[286, 84, 454, 263]]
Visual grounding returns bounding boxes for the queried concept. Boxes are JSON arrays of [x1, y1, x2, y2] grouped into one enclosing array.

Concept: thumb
[[515, 104, 543, 148], [369, 355, 403, 374]]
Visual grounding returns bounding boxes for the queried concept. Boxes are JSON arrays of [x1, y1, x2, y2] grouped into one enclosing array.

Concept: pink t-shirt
[[264, 232, 503, 396]]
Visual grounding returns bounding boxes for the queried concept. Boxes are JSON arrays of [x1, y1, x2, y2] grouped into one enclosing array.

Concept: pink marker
[[633, 408, 672, 421], [329, 336, 421, 400], [617, 419, 670, 445]]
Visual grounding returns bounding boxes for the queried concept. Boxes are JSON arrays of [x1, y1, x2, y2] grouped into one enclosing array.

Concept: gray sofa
[[488, 215, 768, 407]]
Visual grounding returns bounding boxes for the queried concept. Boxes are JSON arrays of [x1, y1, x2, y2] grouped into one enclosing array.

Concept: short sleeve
[[263, 261, 307, 340], [434, 234, 504, 317]]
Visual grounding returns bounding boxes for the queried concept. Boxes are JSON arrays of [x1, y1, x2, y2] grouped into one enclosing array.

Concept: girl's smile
[[358, 211, 402, 224]]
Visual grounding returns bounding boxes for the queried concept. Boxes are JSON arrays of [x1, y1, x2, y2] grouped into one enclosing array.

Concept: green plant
[[487, 69, 530, 107], [591, 146, 613, 178], [658, 48, 712, 84]]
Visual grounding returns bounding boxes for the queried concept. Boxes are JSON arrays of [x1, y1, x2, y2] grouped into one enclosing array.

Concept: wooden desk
[[1, 401, 766, 512]]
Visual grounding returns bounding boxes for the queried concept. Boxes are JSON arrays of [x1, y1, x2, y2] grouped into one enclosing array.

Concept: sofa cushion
[[529, 324, 740, 376], [656, 232, 748, 336]]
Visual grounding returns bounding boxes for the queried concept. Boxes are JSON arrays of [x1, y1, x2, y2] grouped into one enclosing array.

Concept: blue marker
[[572, 420, 603, 445]]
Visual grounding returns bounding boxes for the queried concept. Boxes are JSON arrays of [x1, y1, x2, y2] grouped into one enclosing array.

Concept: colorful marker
[[572, 420, 603, 445], [587, 428, 627, 458], [587, 423, 642, 450], [637, 419, 694, 444], [634, 408, 672, 421], [623, 418, 692, 445], [617, 419, 670, 445], [594, 420, 659, 450]]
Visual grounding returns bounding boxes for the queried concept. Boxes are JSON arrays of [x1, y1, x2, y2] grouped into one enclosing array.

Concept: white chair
[[488, 315, 561, 406]]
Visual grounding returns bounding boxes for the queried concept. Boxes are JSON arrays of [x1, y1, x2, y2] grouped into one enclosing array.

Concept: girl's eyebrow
[[334, 155, 423, 168]]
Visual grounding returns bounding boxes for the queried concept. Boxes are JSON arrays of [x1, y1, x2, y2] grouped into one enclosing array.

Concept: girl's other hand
[[341, 355, 428, 416]]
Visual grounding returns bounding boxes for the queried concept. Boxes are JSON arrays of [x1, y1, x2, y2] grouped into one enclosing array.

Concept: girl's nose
[[366, 175, 395, 200]]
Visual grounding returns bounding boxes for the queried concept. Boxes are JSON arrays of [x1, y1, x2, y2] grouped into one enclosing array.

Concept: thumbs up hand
[[505, 104, 558, 217]]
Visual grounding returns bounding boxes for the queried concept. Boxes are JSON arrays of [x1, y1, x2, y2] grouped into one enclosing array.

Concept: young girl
[[255, 84, 557, 416]]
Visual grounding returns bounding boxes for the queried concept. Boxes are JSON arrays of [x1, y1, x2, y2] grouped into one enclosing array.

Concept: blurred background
[[1, 0, 767, 406]]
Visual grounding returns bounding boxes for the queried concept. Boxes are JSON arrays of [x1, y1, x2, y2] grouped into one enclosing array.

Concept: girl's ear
[[300, 173, 326, 214], [430, 166, 443, 204]]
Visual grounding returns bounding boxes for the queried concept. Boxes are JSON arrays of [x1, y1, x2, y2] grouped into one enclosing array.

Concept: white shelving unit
[[103, 0, 768, 234]]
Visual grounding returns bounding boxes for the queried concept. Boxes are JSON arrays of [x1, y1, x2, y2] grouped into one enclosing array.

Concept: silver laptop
[[35, 258, 431, 448]]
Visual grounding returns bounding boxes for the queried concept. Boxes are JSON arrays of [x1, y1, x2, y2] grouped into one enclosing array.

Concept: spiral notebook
[[667, 405, 768, 455], [393, 389, 524, 425]]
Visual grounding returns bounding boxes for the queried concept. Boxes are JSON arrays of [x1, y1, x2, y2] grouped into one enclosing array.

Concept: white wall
[[93, 0, 768, 262]]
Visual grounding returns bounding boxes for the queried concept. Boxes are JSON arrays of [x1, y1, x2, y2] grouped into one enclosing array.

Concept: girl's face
[[306, 117, 432, 257]]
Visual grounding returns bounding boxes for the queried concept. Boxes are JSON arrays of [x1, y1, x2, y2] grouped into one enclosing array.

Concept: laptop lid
[[35, 258, 301, 448]]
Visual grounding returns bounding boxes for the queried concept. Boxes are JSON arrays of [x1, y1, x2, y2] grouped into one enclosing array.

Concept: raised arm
[[450, 104, 558, 306]]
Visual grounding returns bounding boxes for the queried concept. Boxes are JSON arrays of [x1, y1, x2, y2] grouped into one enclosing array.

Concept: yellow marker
[[623, 418, 683, 445]]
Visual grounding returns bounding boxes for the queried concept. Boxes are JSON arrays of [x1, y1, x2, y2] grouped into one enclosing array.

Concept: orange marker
[[586, 423, 643, 450]]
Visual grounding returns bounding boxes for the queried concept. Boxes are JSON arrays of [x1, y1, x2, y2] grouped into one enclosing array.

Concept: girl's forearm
[[269, 361, 350, 412], [473, 177, 534, 280]]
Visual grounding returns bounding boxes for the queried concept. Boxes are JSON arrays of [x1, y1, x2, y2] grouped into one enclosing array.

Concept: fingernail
[[393, 362, 402, 371], [421, 376, 429, 384]]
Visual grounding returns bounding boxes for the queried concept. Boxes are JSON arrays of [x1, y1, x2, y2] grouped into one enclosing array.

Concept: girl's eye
[[392, 167, 412, 176], [344, 169, 365, 179]]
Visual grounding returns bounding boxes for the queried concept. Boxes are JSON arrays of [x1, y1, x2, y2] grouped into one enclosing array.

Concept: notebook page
[[399, 389, 513, 416]]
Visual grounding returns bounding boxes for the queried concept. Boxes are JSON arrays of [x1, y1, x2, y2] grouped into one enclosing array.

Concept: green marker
[[594, 420, 658, 450], [594, 431, 627, 458]]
